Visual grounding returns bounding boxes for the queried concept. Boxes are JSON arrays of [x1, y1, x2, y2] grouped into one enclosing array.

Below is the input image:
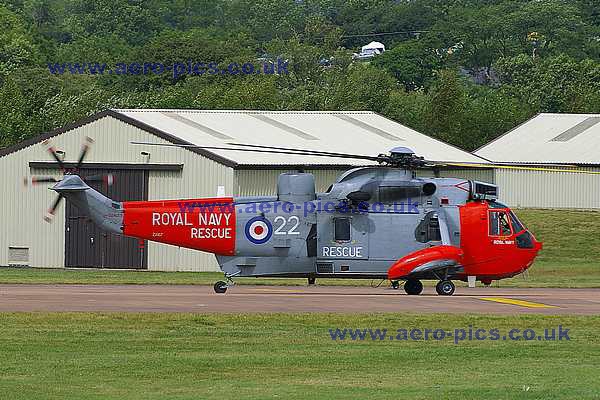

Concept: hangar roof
[[475, 113, 600, 165], [113, 109, 487, 166], [0, 109, 487, 168]]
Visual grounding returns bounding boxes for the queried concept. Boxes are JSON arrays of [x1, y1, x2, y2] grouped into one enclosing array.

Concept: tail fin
[[52, 175, 124, 234]]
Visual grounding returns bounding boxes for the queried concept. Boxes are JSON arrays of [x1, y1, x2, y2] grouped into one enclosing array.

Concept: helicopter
[[26, 137, 599, 296]]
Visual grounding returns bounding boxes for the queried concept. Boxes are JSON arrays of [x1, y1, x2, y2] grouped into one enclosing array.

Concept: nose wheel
[[404, 279, 423, 295], [213, 281, 228, 294], [436, 280, 455, 296]]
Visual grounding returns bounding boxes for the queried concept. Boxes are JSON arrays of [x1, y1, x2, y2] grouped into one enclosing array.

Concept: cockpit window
[[488, 201, 509, 209], [378, 186, 421, 204], [509, 211, 525, 233], [489, 211, 512, 236]]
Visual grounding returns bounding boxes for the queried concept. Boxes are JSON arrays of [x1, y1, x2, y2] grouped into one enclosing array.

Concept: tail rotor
[[24, 137, 114, 223]]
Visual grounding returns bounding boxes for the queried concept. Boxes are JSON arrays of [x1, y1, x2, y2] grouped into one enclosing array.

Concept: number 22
[[274, 216, 300, 235]]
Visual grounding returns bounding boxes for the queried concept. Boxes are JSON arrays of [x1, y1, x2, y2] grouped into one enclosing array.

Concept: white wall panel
[[416, 168, 495, 183], [495, 167, 600, 209], [0, 116, 234, 271]]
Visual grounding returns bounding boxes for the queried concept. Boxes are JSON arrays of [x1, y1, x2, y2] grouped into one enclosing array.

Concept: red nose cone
[[387, 245, 464, 280]]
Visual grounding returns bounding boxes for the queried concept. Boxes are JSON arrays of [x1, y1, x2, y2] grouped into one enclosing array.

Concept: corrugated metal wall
[[234, 169, 349, 196], [416, 168, 495, 183], [494, 167, 600, 209], [0, 116, 234, 271], [0, 163, 65, 268]]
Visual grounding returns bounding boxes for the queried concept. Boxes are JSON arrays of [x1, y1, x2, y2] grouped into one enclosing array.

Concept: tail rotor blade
[[44, 194, 64, 223], [23, 176, 60, 187], [76, 137, 94, 170], [43, 140, 65, 170]]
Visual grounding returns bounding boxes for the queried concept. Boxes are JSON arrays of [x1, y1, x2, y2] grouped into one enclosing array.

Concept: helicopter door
[[316, 212, 369, 272], [368, 213, 423, 261]]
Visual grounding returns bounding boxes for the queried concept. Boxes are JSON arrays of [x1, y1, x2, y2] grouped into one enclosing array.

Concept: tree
[[423, 70, 467, 146], [0, 77, 29, 146], [373, 39, 443, 90], [495, 54, 600, 113], [0, 6, 39, 76]]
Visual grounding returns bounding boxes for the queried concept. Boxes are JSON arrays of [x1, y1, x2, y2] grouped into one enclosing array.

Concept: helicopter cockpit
[[486, 201, 536, 249]]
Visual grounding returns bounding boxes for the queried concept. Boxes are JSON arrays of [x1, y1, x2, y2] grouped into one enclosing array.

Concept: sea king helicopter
[[30, 137, 591, 296]]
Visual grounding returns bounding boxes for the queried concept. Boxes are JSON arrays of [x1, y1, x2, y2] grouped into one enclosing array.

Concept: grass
[[0, 209, 598, 288], [0, 312, 598, 399], [515, 209, 600, 265], [0, 210, 598, 399]]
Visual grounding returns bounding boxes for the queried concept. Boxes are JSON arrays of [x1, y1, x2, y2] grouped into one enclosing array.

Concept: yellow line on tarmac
[[479, 297, 558, 308]]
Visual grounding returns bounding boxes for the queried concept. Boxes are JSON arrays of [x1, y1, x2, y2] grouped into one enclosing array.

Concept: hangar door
[[65, 169, 148, 269]]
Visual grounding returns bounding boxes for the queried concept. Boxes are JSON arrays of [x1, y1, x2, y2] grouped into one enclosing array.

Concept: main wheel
[[404, 279, 423, 295], [214, 281, 228, 294], [308, 277, 316, 285], [391, 280, 400, 290], [436, 280, 455, 296]]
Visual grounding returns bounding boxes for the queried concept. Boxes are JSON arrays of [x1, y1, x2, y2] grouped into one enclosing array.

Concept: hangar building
[[0, 109, 489, 271], [476, 113, 600, 209]]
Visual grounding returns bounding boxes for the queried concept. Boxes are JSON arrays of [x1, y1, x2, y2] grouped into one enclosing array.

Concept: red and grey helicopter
[[26, 138, 575, 296]]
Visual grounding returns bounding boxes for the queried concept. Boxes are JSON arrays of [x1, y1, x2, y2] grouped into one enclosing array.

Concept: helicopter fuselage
[[117, 166, 542, 286]]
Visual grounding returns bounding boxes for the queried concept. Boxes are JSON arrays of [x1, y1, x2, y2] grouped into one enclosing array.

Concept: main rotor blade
[[226, 142, 381, 160], [44, 194, 64, 223], [42, 140, 65, 170], [76, 137, 94, 170], [130, 142, 381, 162], [443, 162, 600, 175]]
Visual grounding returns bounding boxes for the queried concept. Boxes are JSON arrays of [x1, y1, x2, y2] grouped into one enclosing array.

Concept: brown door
[[64, 169, 148, 269]]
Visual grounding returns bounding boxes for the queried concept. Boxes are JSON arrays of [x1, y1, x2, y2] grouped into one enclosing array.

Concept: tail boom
[[122, 198, 236, 255], [53, 176, 236, 255]]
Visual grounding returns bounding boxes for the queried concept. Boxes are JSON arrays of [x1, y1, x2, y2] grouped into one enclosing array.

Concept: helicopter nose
[[530, 231, 543, 251], [522, 233, 542, 270]]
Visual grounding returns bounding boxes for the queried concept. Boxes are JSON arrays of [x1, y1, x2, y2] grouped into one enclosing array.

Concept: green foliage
[[0, 76, 28, 146], [496, 54, 600, 113], [0, 0, 599, 151], [373, 39, 443, 90], [0, 5, 39, 75]]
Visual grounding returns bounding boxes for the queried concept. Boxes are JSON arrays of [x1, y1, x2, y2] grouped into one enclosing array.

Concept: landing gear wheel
[[436, 280, 455, 296], [391, 280, 400, 290], [404, 279, 423, 295], [214, 281, 228, 294], [308, 277, 316, 285]]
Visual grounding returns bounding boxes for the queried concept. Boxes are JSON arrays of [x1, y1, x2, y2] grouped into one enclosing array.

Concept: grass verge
[[0, 313, 598, 399], [0, 259, 599, 288]]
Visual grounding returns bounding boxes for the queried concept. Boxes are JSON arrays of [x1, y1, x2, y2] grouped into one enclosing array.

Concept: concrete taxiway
[[0, 284, 598, 314]]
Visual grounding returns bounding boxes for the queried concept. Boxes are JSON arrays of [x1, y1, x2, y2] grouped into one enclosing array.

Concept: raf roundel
[[245, 216, 273, 244]]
